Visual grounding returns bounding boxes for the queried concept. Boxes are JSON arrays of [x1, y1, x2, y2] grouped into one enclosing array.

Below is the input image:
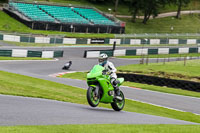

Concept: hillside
[[25, 0, 200, 15], [1, 9, 200, 36], [0, 0, 200, 37], [0, 10, 114, 38], [1, 0, 200, 15], [121, 14, 200, 34]]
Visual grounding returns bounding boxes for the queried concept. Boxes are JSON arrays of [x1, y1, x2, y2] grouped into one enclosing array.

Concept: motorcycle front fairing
[[87, 65, 104, 86], [98, 77, 114, 103], [87, 65, 114, 103]]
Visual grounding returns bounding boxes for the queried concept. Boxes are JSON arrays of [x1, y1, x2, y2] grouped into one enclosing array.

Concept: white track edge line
[[48, 73, 200, 115], [126, 98, 200, 115], [122, 85, 200, 100], [0, 58, 59, 62]]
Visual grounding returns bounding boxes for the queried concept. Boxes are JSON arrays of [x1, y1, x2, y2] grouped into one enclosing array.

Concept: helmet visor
[[99, 58, 104, 63]]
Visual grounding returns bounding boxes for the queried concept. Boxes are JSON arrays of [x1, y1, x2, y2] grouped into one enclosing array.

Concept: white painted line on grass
[[126, 98, 186, 112], [122, 85, 200, 100], [0, 58, 58, 62], [58, 46, 114, 48], [49, 71, 87, 77], [126, 98, 200, 115], [49, 71, 77, 77], [48, 71, 200, 115]]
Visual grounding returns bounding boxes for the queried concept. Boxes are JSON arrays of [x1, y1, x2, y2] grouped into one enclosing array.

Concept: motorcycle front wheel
[[87, 86, 100, 107], [111, 91, 125, 111]]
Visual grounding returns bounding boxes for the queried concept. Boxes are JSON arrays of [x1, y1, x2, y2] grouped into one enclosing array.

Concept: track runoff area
[[0, 45, 199, 125]]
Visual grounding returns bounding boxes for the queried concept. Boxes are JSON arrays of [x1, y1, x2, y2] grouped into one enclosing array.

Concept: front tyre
[[87, 86, 100, 107], [111, 91, 125, 111]]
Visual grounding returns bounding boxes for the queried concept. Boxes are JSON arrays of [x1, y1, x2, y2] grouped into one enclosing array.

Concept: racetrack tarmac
[[0, 49, 199, 114], [0, 94, 197, 125], [0, 46, 200, 125]]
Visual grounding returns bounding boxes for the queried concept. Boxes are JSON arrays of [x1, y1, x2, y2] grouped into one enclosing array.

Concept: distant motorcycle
[[62, 61, 72, 70], [86, 65, 125, 111]]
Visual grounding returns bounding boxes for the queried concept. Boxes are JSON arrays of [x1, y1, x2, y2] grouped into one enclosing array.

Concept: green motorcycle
[[86, 65, 125, 111]]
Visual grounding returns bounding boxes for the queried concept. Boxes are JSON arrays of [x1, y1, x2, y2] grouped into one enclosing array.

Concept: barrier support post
[[113, 41, 116, 51]]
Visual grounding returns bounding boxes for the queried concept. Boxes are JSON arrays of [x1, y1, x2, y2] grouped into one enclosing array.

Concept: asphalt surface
[[0, 59, 199, 115], [0, 46, 200, 125], [0, 94, 196, 126]]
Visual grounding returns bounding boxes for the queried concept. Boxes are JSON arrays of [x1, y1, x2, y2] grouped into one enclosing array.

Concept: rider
[[98, 53, 120, 96]]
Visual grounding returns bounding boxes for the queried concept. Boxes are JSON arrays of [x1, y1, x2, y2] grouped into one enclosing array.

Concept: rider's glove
[[102, 70, 107, 75]]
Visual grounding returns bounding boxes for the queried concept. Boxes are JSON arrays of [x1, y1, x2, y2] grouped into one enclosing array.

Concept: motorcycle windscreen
[[87, 65, 104, 78]]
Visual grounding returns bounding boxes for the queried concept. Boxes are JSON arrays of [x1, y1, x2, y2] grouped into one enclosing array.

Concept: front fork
[[89, 85, 99, 100], [94, 85, 99, 96]]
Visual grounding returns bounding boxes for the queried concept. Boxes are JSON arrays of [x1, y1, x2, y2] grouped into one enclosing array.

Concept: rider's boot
[[111, 78, 122, 100], [114, 86, 122, 100], [114, 86, 120, 96]]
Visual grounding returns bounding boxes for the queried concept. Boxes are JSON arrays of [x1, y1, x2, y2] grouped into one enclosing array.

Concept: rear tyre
[[111, 91, 125, 111], [87, 86, 100, 107]]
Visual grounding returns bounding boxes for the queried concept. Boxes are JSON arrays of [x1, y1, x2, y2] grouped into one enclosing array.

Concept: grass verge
[[2, 41, 199, 47], [117, 53, 200, 59], [117, 59, 200, 82], [0, 11, 114, 38], [1, 41, 113, 47], [60, 72, 200, 98], [119, 14, 200, 34], [0, 57, 52, 60], [8, 0, 200, 15], [2, 9, 200, 37], [0, 70, 200, 123], [0, 124, 200, 133]]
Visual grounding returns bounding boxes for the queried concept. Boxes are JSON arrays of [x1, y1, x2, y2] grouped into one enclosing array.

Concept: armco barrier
[[27, 51, 42, 57], [84, 49, 113, 58], [0, 50, 12, 57], [0, 34, 3, 40], [0, 49, 63, 58], [117, 73, 200, 92], [1, 33, 200, 45], [54, 51, 64, 58], [84, 47, 200, 58]]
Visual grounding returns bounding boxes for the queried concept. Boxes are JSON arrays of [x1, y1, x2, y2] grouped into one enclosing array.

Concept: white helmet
[[99, 53, 108, 66]]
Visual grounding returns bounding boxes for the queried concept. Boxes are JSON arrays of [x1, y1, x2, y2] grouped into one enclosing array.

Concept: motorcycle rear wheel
[[111, 91, 125, 111], [87, 86, 100, 107]]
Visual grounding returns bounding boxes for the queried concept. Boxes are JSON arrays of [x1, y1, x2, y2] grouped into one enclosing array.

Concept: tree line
[[0, 0, 191, 24], [88, 0, 191, 24]]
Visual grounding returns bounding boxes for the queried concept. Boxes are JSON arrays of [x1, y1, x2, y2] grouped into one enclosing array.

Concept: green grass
[[1, 0, 200, 39], [19, 0, 200, 15], [30, 0, 131, 15], [1, 41, 65, 47], [0, 70, 200, 123], [0, 70, 87, 104], [123, 82, 200, 98], [120, 14, 200, 34], [2, 9, 200, 37], [160, 0, 200, 13], [0, 57, 52, 60], [60, 72, 87, 80], [0, 11, 114, 38], [0, 124, 200, 133], [117, 53, 200, 59], [2, 40, 199, 47], [117, 59, 200, 81], [1, 41, 113, 47], [60, 71, 200, 98]]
